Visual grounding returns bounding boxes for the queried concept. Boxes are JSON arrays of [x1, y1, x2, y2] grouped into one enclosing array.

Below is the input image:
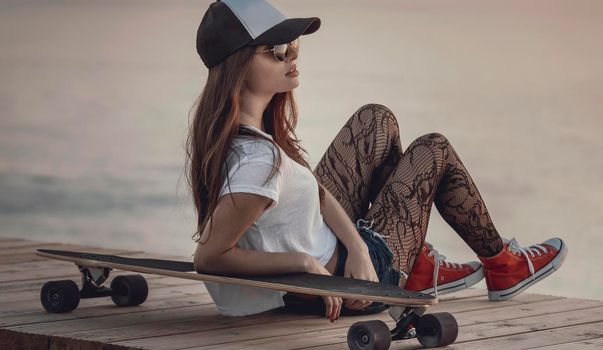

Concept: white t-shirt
[[203, 124, 338, 316]]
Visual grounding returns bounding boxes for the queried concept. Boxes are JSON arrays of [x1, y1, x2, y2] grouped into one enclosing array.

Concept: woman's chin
[[288, 78, 300, 90], [278, 80, 300, 93]]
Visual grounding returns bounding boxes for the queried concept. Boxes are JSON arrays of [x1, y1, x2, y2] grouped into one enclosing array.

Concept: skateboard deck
[[36, 248, 435, 306], [36, 249, 458, 349]]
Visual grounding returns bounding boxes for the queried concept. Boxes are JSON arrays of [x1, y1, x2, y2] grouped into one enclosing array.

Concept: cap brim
[[250, 17, 321, 45]]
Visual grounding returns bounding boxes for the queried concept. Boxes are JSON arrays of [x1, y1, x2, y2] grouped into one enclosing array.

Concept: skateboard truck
[[389, 305, 426, 340], [78, 265, 114, 299]]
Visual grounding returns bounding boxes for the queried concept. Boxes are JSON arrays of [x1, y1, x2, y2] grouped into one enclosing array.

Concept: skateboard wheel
[[416, 312, 458, 348], [347, 320, 391, 350], [40, 280, 80, 313], [110, 274, 148, 307]]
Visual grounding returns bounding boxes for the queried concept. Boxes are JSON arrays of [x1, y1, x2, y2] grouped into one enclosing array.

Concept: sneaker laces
[[426, 243, 462, 298], [505, 238, 549, 281]]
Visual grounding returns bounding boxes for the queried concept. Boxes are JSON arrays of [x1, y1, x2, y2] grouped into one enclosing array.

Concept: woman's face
[[244, 39, 300, 95]]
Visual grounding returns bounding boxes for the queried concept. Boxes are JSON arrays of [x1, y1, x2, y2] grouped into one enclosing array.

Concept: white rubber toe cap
[[466, 261, 483, 270], [542, 237, 564, 250]]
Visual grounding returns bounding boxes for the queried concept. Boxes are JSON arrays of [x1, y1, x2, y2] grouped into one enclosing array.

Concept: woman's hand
[[305, 256, 342, 322], [343, 248, 379, 310]]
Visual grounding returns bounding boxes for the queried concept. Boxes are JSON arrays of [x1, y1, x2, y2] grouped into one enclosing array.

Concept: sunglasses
[[257, 39, 299, 62]]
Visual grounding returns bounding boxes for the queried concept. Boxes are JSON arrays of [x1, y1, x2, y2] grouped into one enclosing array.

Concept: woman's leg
[[365, 132, 503, 283], [313, 104, 402, 222], [313, 104, 503, 287]]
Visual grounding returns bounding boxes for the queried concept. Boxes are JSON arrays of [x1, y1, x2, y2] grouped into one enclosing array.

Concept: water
[[1, 0, 602, 300]]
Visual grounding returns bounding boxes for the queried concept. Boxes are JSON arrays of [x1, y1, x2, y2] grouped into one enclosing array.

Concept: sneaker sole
[[488, 240, 568, 301], [418, 265, 485, 296]]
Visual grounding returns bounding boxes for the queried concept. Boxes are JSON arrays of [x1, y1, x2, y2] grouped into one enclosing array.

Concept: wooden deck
[[0, 236, 601, 350]]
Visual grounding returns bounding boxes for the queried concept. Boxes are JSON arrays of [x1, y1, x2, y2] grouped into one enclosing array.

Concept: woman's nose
[[287, 45, 298, 62]]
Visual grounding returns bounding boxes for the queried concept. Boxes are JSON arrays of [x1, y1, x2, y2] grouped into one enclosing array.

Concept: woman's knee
[[354, 103, 398, 126], [404, 133, 452, 173], [351, 103, 401, 144]]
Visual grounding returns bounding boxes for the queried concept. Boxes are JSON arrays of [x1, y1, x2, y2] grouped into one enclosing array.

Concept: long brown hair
[[185, 45, 325, 245]]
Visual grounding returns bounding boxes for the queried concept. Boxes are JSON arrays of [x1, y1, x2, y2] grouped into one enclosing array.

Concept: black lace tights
[[313, 104, 504, 287]]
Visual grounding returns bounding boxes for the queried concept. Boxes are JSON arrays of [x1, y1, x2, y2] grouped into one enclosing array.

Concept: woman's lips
[[286, 69, 299, 77]]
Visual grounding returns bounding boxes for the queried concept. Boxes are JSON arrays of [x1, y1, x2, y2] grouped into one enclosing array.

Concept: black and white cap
[[196, 0, 321, 68]]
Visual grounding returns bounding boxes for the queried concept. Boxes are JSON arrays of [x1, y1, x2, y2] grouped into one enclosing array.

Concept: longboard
[[36, 249, 458, 349]]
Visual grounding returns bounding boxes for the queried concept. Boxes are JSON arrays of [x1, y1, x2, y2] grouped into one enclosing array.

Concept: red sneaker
[[405, 243, 484, 297], [478, 237, 567, 301]]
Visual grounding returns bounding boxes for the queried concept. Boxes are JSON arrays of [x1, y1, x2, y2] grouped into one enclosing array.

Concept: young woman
[[187, 0, 567, 323]]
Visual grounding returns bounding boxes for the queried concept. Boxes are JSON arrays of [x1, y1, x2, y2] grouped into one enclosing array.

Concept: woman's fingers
[[332, 297, 341, 321], [325, 296, 333, 321], [325, 296, 342, 322], [325, 297, 333, 319]]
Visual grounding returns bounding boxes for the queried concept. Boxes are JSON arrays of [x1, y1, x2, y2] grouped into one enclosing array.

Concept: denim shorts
[[281, 218, 401, 316], [334, 218, 401, 287]]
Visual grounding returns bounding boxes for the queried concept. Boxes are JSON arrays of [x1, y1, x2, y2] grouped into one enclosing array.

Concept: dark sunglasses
[[256, 39, 299, 62]]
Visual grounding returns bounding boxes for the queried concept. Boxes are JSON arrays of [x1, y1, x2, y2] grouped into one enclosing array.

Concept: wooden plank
[[0, 284, 212, 327], [7, 305, 315, 342], [1, 278, 560, 346], [437, 287, 486, 301], [455, 297, 603, 326], [0, 278, 207, 314], [60, 295, 574, 345], [444, 321, 603, 350], [0, 274, 203, 305], [65, 308, 370, 345], [107, 293, 561, 349], [531, 337, 603, 349], [146, 320, 361, 350], [179, 320, 603, 350], [457, 306, 603, 342], [0, 292, 212, 328], [296, 303, 603, 350], [429, 293, 561, 314], [114, 314, 364, 350], [0, 288, 490, 340], [0, 288, 482, 346]]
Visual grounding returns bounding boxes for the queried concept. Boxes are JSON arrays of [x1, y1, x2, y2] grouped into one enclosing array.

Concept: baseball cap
[[196, 0, 321, 68]]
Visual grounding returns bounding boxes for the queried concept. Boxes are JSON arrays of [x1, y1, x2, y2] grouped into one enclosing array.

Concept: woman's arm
[[194, 192, 311, 275], [319, 184, 369, 256], [197, 245, 310, 275]]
